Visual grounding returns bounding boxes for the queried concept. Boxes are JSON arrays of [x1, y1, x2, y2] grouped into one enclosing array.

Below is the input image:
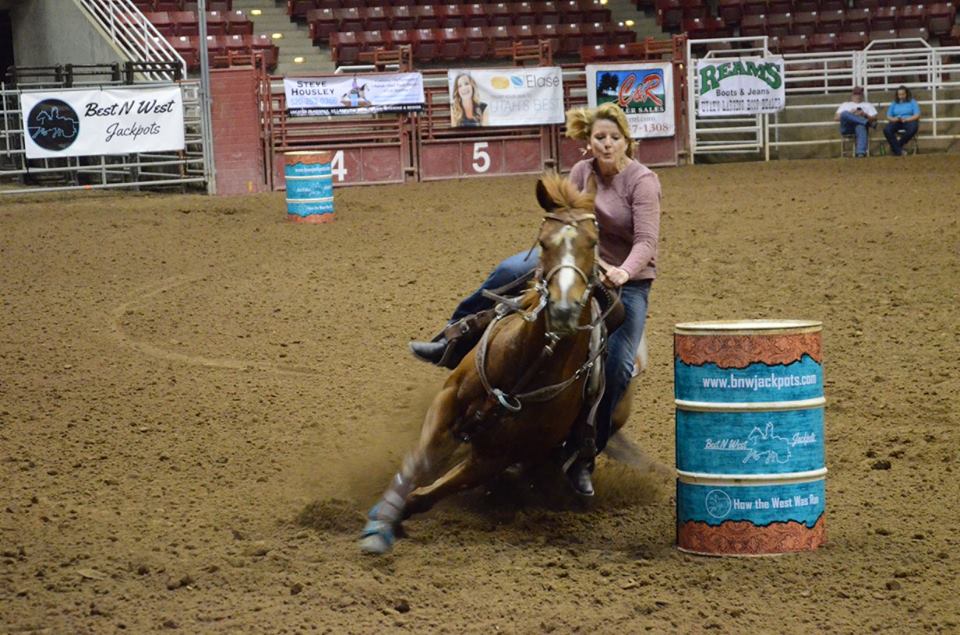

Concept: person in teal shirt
[[883, 86, 921, 156]]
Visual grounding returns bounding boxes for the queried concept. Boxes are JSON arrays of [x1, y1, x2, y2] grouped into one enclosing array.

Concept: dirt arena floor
[[2, 155, 958, 634]]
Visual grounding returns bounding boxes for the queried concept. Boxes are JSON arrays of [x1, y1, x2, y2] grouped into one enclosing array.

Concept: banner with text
[[696, 57, 786, 117], [448, 67, 564, 127], [283, 73, 424, 117], [21, 86, 185, 159], [586, 63, 675, 138]]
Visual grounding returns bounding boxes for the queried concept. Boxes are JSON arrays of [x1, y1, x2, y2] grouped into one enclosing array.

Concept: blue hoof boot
[[359, 518, 395, 555]]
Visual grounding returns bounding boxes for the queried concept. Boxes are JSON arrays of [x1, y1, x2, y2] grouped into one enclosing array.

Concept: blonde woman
[[451, 73, 489, 127], [410, 103, 662, 497]]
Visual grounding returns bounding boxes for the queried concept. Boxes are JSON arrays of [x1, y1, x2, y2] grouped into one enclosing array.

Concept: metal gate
[[686, 37, 771, 162], [0, 62, 207, 194]]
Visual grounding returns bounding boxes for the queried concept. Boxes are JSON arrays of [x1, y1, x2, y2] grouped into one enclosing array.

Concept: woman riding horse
[[361, 174, 612, 554], [410, 102, 662, 497]]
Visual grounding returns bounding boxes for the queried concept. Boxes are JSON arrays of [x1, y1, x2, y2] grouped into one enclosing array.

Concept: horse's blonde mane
[[539, 173, 595, 214]]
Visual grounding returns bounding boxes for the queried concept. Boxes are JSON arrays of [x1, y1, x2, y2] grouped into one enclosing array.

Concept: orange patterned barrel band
[[677, 515, 826, 555], [284, 151, 331, 165], [675, 333, 822, 369]]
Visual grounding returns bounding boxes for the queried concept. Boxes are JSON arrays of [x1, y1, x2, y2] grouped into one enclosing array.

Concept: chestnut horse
[[360, 174, 637, 554]]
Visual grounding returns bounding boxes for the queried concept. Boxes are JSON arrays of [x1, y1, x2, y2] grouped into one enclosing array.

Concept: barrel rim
[[284, 150, 332, 157], [675, 397, 826, 412], [674, 319, 822, 334], [676, 467, 828, 483]]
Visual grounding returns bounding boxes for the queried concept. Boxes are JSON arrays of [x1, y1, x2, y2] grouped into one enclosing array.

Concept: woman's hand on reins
[[602, 267, 629, 287]]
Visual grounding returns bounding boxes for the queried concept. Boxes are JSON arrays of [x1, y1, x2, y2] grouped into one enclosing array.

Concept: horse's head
[[534, 174, 598, 337]]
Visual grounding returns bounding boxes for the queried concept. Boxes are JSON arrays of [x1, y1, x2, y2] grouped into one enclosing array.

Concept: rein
[[469, 211, 610, 419]]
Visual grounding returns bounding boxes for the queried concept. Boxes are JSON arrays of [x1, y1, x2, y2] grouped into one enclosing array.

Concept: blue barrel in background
[[674, 320, 826, 556], [284, 151, 334, 224]]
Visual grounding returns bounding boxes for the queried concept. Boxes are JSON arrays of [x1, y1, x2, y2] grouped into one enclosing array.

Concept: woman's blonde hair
[[565, 102, 636, 158], [451, 73, 482, 126]]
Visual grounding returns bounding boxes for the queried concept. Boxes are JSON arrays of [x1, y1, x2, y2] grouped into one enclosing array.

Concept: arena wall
[[8, 0, 124, 69]]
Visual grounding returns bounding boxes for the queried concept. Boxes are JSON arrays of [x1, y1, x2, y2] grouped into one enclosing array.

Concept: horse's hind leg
[[360, 385, 461, 554]]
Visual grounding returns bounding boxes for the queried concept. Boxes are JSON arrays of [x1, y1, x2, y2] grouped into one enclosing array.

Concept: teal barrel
[[284, 151, 334, 224], [673, 320, 826, 556]]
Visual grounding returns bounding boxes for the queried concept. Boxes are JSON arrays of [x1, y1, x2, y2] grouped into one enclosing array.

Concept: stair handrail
[[75, 0, 187, 81]]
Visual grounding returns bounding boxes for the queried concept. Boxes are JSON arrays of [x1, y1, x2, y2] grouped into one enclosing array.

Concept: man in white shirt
[[834, 86, 878, 157]]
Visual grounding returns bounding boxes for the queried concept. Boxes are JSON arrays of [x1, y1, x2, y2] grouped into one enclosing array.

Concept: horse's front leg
[[360, 384, 461, 554]]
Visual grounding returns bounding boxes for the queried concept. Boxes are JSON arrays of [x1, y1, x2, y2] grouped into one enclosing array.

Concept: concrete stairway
[[232, 0, 334, 74], [605, 0, 666, 42]]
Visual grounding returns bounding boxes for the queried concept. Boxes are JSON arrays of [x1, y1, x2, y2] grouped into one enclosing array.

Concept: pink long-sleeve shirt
[[569, 158, 662, 281]]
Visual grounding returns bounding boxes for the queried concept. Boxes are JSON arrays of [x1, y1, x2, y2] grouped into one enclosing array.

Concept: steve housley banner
[[586, 63, 675, 138], [20, 86, 185, 159], [284, 73, 425, 116], [448, 67, 564, 127], [696, 57, 786, 116]]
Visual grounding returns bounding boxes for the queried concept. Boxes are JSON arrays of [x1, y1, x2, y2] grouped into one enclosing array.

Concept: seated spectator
[[834, 86, 878, 157], [883, 85, 921, 156]]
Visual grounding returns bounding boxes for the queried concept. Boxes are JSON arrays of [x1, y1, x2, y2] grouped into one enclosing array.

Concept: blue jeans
[[883, 120, 919, 156], [450, 250, 652, 454], [839, 111, 871, 156], [451, 249, 540, 320]]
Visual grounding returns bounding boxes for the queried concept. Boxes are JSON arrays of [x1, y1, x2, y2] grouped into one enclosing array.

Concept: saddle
[[430, 274, 625, 370]]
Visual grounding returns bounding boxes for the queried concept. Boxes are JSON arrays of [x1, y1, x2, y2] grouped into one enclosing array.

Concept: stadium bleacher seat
[[330, 30, 361, 63], [769, 0, 793, 14], [792, 11, 819, 36], [844, 8, 871, 32], [740, 13, 767, 36], [808, 31, 839, 50], [250, 35, 279, 69], [742, 0, 768, 16], [794, 0, 818, 12], [838, 29, 868, 48], [437, 27, 465, 60], [766, 12, 793, 37], [871, 6, 898, 30], [853, 0, 881, 8], [897, 4, 927, 29], [817, 9, 844, 32], [867, 27, 898, 43], [927, 2, 957, 36], [718, 0, 743, 25], [412, 28, 438, 61], [897, 25, 930, 43], [779, 33, 808, 51], [657, 0, 682, 30]]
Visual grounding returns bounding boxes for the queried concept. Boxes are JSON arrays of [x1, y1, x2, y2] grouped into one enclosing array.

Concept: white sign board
[[448, 67, 565, 127], [20, 86, 185, 159], [283, 73, 425, 116], [696, 58, 786, 117], [585, 62, 675, 138]]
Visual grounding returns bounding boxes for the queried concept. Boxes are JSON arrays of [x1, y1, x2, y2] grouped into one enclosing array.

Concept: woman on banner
[[451, 73, 489, 127], [409, 102, 662, 497]]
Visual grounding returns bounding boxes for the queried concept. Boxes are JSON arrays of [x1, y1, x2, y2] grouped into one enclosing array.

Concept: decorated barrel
[[284, 151, 334, 224], [674, 320, 826, 556]]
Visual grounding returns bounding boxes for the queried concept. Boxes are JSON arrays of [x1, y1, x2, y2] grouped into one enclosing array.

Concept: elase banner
[[21, 86, 185, 159], [696, 57, 786, 116], [586, 63, 675, 138], [283, 73, 425, 116], [448, 68, 564, 127]]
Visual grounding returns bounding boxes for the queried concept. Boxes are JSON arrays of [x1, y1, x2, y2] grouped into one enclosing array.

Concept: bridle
[[470, 210, 620, 418]]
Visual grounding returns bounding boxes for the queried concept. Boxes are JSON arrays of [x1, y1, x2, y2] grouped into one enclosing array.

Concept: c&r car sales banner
[[696, 57, 786, 117], [20, 86, 185, 159], [585, 63, 675, 138]]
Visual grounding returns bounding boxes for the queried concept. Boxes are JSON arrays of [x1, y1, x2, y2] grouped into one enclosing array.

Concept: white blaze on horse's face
[[554, 225, 578, 309], [540, 216, 597, 336]]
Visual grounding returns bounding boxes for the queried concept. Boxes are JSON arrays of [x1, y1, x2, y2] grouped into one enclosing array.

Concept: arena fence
[[0, 63, 206, 194], [259, 40, 688, 189], [687, 36, 960, 161]]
